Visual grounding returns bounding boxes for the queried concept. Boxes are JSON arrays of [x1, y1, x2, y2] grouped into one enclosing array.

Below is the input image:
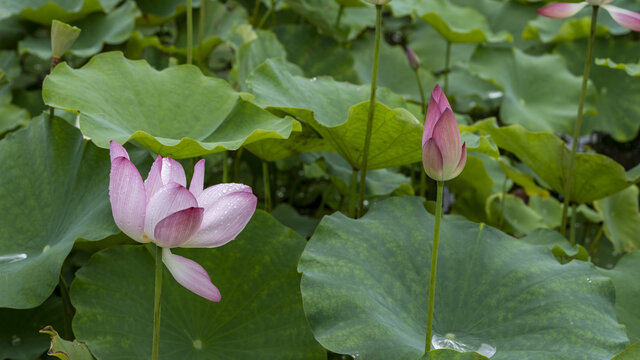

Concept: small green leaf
[[40, 326, 95, 360], [594, 186, 640, 253], [465, 118, 635, 203], [612, 341, 640, 360]]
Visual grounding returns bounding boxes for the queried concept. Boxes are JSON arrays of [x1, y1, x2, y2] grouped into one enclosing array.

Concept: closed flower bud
[[422, 85, 467, 182], [405, 46, 420, 70]]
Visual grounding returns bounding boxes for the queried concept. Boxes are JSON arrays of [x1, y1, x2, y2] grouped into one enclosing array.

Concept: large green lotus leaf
[[555, 38, 640, 142], [18, 0, 139, 59], [299, 196, 628, 359], [419, 350, 489, 360], [244, 122, 331, 162], [248, 58, 417, 169], [134, 0, 185, 17], [232, 29, 288, 91], [273, 24, 360, 83], [284, 0, 375, 42], [598, 251, 640, 343], [0, 116, 139, 309], [596, 58, 640, 77], [485, 193, 551, 237], [71, 211, 325, 359], [0, 298, 64, 360], [466, 119, 637, 203], [390, 0, 512, 43], [350, 33, 437, 103], [469, 46, 594, 134], [43, 52, 296, 159], [594, 186, 640, 253], [1, 0, 120, 24]]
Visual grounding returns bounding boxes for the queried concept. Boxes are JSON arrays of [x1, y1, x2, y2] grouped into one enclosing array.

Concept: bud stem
[[151, 244, 163, 360], [358, 4, 383, 218], [335, 4, 345, 30], [426, 180, 444, 352], [561, 5, 599, 240]]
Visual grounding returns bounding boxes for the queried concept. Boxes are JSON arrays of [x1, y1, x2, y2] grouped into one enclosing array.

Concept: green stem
[[197, 0, 206, 66], [271, 0, 277, 26], [186, 0, 193, 65], [151, 245, 163, 360], [426, 181, 444, 352], [561, 6, 599, 235], [357, 4, 382, 218], [335, 4, 345, 30], [262, 160, 271, 212], [222, 151, 229, 183], [348, 168, 358, 218], [58, 274, 73, 339], [251, 0, 262, 26], [257, 3, 272, 29], [569, 203, 578, 246], [444, 41, 451, 94], [498, 177, 508, 230], [414, 68, 427, 116], [588, 225, 604, 258]]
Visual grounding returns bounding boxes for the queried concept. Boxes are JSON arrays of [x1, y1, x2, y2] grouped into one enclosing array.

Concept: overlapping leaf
[[299, 197, 628, 359], [43, 52, 296, 158], [71, 211, 325, 359]]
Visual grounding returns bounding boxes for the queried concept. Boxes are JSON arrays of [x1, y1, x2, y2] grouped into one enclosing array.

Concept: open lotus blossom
[[537, 0, 640, 31], [109, 141, 257, 302], [422, 85, 466, 182]]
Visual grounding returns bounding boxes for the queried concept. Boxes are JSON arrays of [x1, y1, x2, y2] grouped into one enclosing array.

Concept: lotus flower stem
[[335, 4, 345, 30], [197, 0, 206, 66], [223, 151, 229, 183], [186, 0, 193, 65], [349, 168, 358, 218], [589, 224, 604, 257], [252, 0, 262, 26], [444, 41, 451, 94], [262, 160, 272, 212], [569, 203, 578, 246], [358, 4, 383, 218], [151, 244, 163, 360], [58, 274, 73, 339], [426, 180, 444, 352], [561, 6, 599, 236]]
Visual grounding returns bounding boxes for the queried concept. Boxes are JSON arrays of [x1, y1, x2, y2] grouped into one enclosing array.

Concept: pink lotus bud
[[109, 141, 257, 301], [405, 46, 420, 70], [422, 85, 467, 182], [537, 2, 588, 18]]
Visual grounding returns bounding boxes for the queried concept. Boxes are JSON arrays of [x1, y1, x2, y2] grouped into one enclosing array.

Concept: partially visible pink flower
[[537, 1, 640, 32], [422, 85, 466, 182], [109, 141, 257, 302]]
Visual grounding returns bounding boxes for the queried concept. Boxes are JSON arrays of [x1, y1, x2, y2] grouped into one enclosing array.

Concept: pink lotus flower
[[109, 141, 257, 301], [537, 0, 640, 31], [422, 85, 466, 182]]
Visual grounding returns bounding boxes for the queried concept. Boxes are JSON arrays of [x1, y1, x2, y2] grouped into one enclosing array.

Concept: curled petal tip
[[109, 141, 129, 161], [162, 248, 222, 302], [537, 2, 588, 19]]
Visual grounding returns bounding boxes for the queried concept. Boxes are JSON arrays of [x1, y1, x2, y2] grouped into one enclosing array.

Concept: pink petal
[[432, 109, 462, 177], [182, 186, 257, 248], [144, 156, 163, 202], [153, 207, 204, 248], [162, 248, 221, 302], [109, 140, 129, 161], [603, 5, 640, 31], [109, 157, 146, 242], [161, 158, 186, 187], [189, 159, 205, 198], [448, 142, 467, 180], [144, 183, 198, 242], [423, 85, 452, 146], [537, 2, 588, 18], [422, 139, 444, 181]]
